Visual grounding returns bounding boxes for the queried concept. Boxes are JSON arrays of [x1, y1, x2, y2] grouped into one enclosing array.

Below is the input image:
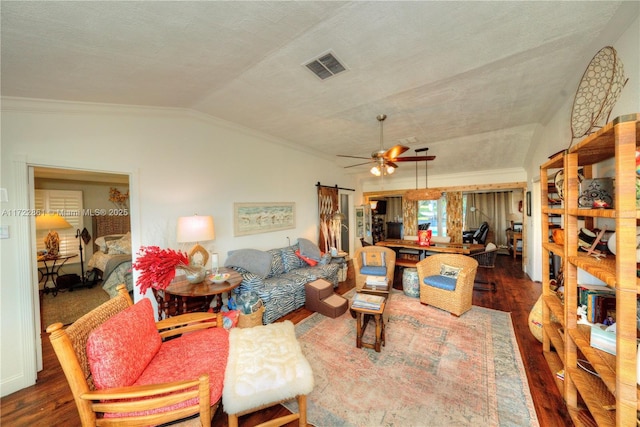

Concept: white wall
[[524, 15, 640, 282], [0, 99, 358, 396]]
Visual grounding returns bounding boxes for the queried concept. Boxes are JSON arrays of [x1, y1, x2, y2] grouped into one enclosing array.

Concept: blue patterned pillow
[[282, 245, 304, 272], [267, 248, 285, 277]]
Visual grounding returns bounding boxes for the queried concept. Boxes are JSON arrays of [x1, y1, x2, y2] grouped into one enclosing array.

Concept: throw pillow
[[362, 251, 385, 267], [295, 249, 318, 266], [225, 249, 272, 279], [86, 298, 161, 389], [266, 248, 285, 277], [440, 264, 462, 279], [281, 245, 304, 272], [298, 238, 321, 261]]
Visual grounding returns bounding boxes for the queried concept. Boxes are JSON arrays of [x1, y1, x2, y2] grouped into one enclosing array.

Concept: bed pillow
[[106, 232, 132, 255], [95, 234, 126, 253], [224, 249, 272, 279]]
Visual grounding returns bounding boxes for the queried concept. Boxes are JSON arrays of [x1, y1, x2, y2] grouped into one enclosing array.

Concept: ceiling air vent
[[304, 51, 347, 80]]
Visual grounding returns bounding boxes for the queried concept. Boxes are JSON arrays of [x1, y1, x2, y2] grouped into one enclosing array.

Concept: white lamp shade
[[35, 213, 72, 230], [176, 215, 215, 243]]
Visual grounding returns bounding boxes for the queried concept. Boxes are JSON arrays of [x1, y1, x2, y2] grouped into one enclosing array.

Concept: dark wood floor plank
[[0, 254, 572, 426]]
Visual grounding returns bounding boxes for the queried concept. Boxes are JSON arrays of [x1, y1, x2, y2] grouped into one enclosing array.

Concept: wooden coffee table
[[351, 296, 387, 352]]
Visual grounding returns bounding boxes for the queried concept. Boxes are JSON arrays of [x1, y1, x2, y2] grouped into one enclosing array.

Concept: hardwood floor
[[1, 254, 573, 426]]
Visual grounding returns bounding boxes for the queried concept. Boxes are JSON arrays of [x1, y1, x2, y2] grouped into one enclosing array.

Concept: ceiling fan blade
[[337, 154, 372, 160], [344, 161, 374, 168], [392, 155, 436, 162], [386, 161, 398, 168], [384, 145, 409, 160]]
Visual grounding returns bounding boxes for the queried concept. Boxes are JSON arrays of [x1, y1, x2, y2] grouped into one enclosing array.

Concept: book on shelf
[[578, 284, 615, 319], [352, 293, 385, 310], [578, 283, 614, 305], [584, 293, 616, 324]]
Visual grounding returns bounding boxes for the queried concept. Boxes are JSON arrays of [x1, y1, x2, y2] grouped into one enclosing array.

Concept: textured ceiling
[[1, 1, 635, 179]]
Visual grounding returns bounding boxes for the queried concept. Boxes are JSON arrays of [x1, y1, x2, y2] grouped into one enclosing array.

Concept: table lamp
[[35, 213, 72, 257], [176, 215, 215, 268]]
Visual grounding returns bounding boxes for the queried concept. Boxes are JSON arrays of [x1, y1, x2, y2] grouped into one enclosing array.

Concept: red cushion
[[128, 327, 230, 416], [295, 249, 318, 266], [87, 298, 161, 389]]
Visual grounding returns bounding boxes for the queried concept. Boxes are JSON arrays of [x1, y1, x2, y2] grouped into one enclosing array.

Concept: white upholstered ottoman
[[222, 320, 314, 427]]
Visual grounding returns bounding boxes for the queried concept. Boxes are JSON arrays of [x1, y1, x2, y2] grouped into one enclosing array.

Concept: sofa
[[224, 239, 339, 324]]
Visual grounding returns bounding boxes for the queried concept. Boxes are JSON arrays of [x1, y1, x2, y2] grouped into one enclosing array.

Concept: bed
[[86, 215, 133, 297]]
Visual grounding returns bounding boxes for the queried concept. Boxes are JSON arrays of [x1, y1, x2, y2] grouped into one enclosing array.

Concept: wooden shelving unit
[[540, 149, 567, 405], [540, 113, 639, 426]]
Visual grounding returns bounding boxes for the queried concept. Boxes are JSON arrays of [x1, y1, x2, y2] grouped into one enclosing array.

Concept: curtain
[[465, 192, 510, 246], [446, 192, 463, 243], [402, 198, 418, 236], [317, 186, 339, 253], [385, 197, 403, 223]]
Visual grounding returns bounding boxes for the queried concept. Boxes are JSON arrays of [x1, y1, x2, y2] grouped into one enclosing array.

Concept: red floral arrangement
[[132, 246, 190, 294]]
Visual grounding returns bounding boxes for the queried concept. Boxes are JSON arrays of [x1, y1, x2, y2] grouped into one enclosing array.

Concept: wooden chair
[[46, 284, 226, 427], [416, 254, 478, 316], [353, 246, 396, 294]]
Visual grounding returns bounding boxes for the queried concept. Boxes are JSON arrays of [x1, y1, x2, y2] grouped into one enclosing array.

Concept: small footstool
[[223, 321, 314, 427], [305, 279, 348, 318]]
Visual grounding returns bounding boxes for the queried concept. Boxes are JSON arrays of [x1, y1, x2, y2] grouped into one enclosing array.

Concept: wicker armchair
[[353, 246, 396, 294], [416, 254, 478, 316], [46, 284, 227, 427], [468, 246, 498, 292]]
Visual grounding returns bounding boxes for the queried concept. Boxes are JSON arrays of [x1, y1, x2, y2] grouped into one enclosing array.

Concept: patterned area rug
[[283, 289, 539, 427], [41, 285, 109, 328]]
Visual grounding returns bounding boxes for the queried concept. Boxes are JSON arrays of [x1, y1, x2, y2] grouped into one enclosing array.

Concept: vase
[[182, 266, 206, 284], [402, 267, 420, 298]]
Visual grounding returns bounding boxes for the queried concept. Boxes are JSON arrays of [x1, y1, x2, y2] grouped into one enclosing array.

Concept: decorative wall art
[[233, 202, 295, 236], [526, 191, 532, 217], [570, 46, 627, 144]]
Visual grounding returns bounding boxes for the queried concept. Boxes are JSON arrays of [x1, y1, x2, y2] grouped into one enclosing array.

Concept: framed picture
[[233, 202, 296, 236], [526, 191, 532, 217]]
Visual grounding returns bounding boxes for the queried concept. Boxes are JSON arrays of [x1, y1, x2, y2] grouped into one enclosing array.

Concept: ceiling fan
[[338, 114, 435, 176]]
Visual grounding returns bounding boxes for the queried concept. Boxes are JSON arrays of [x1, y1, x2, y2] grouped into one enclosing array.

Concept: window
[[34, 189, 83, 256], [418, 196, 447, 236]]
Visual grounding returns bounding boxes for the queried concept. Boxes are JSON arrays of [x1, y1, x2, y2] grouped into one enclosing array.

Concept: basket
[[238, 306, 265, 328]]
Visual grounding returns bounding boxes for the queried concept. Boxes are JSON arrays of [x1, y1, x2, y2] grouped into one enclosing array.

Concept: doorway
[[30, 166, 131, 372]]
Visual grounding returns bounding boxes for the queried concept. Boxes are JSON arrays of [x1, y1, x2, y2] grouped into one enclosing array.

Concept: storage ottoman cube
[[305, 279, 334, 311], [305, 279, 347, 318], [320, 293, 348, 318]]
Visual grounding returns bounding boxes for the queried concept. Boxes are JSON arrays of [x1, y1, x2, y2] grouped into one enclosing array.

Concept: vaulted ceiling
[[1, 1, 635, 179]]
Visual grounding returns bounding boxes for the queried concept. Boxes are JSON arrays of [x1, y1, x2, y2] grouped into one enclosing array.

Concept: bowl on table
[[209, 272, 230, 284]]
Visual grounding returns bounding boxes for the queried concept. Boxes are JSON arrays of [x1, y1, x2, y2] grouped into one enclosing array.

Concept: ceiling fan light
[[386, 165, 395, 174], [370, 165, 381, 176]]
